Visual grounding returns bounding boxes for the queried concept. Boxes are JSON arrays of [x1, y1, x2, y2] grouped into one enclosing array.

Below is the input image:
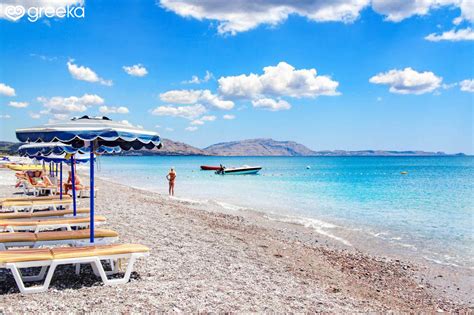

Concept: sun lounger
[[0, 208, 89, 220], [16, 176, 57, 197], [17, 180, 57, 197], [0, 244, 149, 294], [0, 215, 106, 233], [77, 186, 98, 198], [0, 229, 119, 250], [1, 198, 73, 213], [0, 195, 71, 204]]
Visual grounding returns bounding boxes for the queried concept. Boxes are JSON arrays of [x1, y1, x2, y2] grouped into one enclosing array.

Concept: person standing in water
[[166, 167, 176, 196]]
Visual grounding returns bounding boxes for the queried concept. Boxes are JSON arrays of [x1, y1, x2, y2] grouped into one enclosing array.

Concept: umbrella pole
[[70, 156, 77, 216], [90, 146, 95, 243], [59, 162, 63, 200]]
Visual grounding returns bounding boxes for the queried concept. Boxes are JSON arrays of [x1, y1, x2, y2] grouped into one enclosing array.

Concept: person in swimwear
[[166, 167, 176, 196], [64, 170, 83, 194]]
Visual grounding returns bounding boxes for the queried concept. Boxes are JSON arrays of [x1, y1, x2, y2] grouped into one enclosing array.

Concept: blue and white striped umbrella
[[18, 142, 121, 157], [16, 116, 162, 243], [16, 115, 161, 151]]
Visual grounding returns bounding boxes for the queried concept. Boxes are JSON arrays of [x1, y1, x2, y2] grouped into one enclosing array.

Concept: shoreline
[[97, 171, 474, 295], [0, 169, 472, 312]]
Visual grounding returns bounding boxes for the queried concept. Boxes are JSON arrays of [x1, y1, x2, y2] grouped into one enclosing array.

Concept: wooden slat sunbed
[[0, 244, 149, 294]]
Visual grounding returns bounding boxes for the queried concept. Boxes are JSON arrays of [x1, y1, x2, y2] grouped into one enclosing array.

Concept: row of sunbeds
[[0, 193, 150, 294], [15, 171, 94, 197]]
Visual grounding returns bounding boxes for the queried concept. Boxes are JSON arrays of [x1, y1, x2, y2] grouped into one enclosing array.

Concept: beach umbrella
[[16, 116, 162, 242]]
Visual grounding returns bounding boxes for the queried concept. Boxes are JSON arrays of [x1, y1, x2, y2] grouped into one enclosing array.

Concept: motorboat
[[216, 165, 262, 175]]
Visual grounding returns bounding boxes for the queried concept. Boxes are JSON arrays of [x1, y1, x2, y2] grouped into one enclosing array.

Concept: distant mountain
[[204, 138, 316, 156], [121, 138, 208, 156], [0, 139, 465, 156], [0, 141, 21, 154]]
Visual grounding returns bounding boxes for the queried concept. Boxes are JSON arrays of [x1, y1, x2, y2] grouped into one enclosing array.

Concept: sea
[[95, 156, 473, 271]]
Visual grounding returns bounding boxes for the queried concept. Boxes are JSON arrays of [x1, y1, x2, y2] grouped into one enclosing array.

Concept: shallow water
[[95, 156, 473, 269]]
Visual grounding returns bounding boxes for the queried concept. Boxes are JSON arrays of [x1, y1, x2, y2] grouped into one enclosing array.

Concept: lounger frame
[[3, 251, 148, 294]]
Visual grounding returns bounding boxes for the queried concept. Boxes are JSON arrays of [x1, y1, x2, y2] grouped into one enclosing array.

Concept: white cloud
[[160, 0, 368, 35], [0, 114, 11, 119], [369, 67, 442, 95], [459, 79, 474, 92], [123, 64, 148, 77], [185, 126, 198, 132], [67, 60, 112, 86], [99, 105, 130, 114], [458, 0, 474, 23], [201, 115, 216, 121], [425, 27, 474, 42], [38, 94, 105, 114], [223, 114, 235, 120], [252, 98, 291, 111], [165, 127, 174, 132], [190, 115, 216, 126], [160, 89, 234, 110], [29, 112, 41, 119], [8, 101, 29, 108], [160, 89, 201, 104], [0, 83, 15, 97], [218, 61, 340, 99], [376, 97, 383, 102], [119, 120, 143, 128], [160, 1, 473, 34], [0, 0, 83, 21], [183, 70, 213, 84], [371, 0, 473, 23], [151, 104, 207, 119], [442, 82, 457, 89], [190, 119, 204, 125]]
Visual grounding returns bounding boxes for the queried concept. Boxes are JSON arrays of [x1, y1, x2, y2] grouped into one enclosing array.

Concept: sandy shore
[[0, 169, 471, 312]]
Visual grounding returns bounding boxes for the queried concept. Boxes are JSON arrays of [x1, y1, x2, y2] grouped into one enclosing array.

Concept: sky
[[0, 0, 472, 153]]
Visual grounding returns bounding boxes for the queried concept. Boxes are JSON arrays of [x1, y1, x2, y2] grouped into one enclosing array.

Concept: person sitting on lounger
[[166, 167, 176, 196], [30, 170, 44, 185], [65, 171, 83, 194], [30, 171, 54, 187]]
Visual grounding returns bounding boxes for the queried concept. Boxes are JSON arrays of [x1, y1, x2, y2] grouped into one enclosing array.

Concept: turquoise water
[[96, 156, 473, 269]]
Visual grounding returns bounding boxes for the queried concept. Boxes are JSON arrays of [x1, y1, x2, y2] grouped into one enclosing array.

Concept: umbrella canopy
[[16, 115, 161, 152], [16, 116, 162, 243], [18, 142, 119, 159]]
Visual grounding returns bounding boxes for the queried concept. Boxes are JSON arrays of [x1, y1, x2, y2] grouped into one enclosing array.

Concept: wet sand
[[0, 169, 471, 312]]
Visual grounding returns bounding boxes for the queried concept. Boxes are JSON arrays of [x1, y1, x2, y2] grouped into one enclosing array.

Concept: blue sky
[[0, 0, 472, 153]]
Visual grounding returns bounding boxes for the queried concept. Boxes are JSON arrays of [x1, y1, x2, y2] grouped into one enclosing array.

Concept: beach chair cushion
[[31, 208, 89, 218], [51, 244, 149, 259], [0, 248, 53, 263], [0, 208, 89, 220], [0, 195, 72, 204], [0, 232, 37, 243], [35, 229, 118, 241], [0, 215, 106, 227], [0, 244, 149, 263]]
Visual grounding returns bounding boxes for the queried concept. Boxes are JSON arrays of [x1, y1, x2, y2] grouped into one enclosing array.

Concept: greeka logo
[[5, 5, 25, 21], [4, 4, 85, 22]]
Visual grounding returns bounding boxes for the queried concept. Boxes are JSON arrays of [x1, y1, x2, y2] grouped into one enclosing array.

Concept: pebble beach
[[0, 169, 471, 313]]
